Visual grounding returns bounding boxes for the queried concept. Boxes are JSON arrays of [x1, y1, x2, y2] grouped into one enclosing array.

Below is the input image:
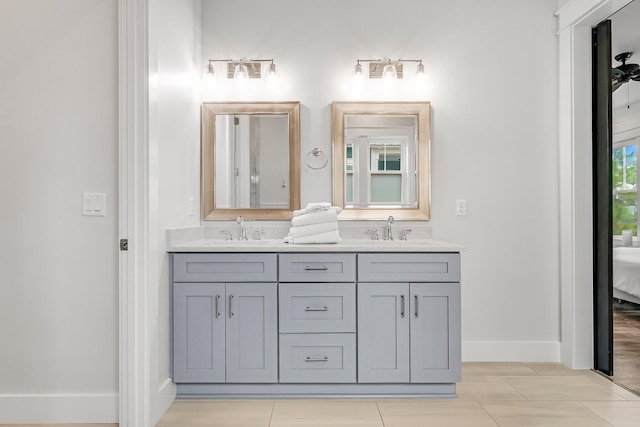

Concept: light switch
[[83, 193, 106, 216]]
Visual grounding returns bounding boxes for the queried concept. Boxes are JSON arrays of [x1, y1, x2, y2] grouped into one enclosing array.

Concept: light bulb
[[382, 62, 397, 80], [234, 62, 249, 80], [354, 63, 363, 76]]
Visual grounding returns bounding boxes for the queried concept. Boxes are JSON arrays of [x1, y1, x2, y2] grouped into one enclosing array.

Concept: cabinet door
[[173, 283, 226, 383], [226, 283, 278, 383], [410, 283, 461, 383], [357, 283, 410, 383]]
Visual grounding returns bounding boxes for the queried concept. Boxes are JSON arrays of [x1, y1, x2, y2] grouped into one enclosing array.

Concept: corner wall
[[148, 0, 202, 423]]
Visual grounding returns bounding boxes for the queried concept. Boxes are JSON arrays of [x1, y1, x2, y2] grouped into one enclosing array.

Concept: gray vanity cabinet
[[172, 254, 278, 384], [171, 251, 461, 397], [357, 253, 461, 384]]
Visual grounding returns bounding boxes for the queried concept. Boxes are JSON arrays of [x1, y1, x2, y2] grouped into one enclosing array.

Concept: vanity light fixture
[[206, 58, 278, 80], [354, 59, 425, 80]]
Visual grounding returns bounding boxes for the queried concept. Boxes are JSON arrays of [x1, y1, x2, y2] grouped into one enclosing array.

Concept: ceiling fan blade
[[613, 68, 625, 79], [612, 80, 624, 92]]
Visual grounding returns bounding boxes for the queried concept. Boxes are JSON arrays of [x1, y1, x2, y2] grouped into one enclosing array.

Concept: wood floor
[[613, 308, 640, 395]]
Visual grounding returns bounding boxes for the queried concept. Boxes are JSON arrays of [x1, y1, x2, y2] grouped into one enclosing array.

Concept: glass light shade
[[416, 63, 425, 75], [382, 63, 397, 80], [268, 63, 277, 76], [234, 63, 249, 80], [354, 63, 363, 76], [207, 63, 215, 76]]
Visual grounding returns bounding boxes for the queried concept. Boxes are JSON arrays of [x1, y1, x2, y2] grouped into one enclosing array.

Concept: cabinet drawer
[[279, 253, 356, 282], [279, 283, 355, 333], [358, 253, 460, 283], [279, 333, 356, 383], [173, 253, 277, 282]]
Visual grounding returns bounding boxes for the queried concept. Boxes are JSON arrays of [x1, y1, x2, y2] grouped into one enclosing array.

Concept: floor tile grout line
[[268, 399, 275, 427], [477, 401, 504, 427], [497, 376, 529, 401], [576, 401, 615, 426], [375, 401, 386, 427]]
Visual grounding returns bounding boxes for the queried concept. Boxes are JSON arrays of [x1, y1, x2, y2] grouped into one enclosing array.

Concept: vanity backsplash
[[167, 221, 434, 247]]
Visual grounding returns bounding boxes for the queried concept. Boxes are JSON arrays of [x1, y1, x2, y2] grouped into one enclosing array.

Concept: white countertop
[[168, 238, 464, 253]]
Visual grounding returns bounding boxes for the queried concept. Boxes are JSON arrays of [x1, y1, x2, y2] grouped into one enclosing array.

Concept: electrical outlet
[[456, 199, 467, 216]]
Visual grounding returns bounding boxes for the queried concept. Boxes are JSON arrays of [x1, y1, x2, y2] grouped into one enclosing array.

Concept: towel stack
[[284, 202, 342, 244]]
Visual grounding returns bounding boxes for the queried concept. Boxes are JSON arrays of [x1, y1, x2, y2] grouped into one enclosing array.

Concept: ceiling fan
[[612, 52, 640, 92]]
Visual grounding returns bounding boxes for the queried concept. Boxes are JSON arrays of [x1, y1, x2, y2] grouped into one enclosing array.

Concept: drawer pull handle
[[305, 356, 329, 362], [414, 294, 419, 317], [400, 294, 405, 318], [216, 294, 221, 318], [229, 295, 234, 318], [304, 265, 329, 271], [305, 306, 329, 312]]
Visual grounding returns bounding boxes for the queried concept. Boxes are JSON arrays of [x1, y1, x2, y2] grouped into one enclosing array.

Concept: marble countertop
[[168, 238, 464, 253]]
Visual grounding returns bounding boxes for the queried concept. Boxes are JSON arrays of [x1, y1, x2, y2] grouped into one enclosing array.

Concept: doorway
[[593, 0, 640, 394]]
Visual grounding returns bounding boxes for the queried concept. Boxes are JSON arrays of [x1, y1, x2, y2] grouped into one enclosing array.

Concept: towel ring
[[305, 148, 328, 170]]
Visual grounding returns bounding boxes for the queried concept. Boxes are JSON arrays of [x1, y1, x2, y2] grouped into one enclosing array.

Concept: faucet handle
[[254, 228, 267, 240], [366, 228, 379, 241], [221, 229, 233, 241], [236, 215, 244, 224], [400, 228, 412, 241]]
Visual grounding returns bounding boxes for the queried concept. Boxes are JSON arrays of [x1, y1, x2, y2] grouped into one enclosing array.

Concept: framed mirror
[[202, 102, 300, 220], [332, 102, 431, 220]]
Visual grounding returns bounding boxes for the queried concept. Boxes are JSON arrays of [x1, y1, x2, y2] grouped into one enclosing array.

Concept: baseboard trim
[[151, 378, 177, 426], [0, 393, 118, 424], [462, 341, 561, 362]]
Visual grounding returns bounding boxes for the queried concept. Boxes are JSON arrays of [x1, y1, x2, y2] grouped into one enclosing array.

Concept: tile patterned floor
[[155, 363, 640, 427]]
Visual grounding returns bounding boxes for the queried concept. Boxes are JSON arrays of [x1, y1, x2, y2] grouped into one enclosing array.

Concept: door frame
[[556, 0, 634, 369], [119, 0, 152, 425]]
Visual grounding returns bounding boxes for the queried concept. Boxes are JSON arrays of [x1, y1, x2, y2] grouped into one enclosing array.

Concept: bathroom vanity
[[169, 238, 462, 398]]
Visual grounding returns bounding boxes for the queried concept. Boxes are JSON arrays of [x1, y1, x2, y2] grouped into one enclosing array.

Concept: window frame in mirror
[[331, 101, 431, 220], [202, 101, 301, 220]]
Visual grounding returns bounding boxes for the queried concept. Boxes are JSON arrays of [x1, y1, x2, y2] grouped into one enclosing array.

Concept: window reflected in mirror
[[332, 102, 430, 220]]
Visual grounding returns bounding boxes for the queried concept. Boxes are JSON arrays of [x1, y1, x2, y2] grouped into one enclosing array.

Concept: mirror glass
[[202, 102, 300, 220], [332, 102, 430, 220]]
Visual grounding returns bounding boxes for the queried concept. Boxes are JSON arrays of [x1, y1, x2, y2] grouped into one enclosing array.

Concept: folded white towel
[[284, 230, 342, 244], [291, 210, 338, 227], [292, 206, 342, 218], [288, 222, 338, 238]]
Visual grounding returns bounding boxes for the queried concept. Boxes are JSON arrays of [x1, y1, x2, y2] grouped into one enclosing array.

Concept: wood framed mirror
[[202, 102, 300, 220], [332, 101, 431, 220]]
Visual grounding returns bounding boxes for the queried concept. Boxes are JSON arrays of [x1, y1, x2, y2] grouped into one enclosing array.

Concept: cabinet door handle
[[215, 294, 221, 318], [229, 294, 234, 318], [304, 265, 328, 271], [414, 295, 419, 317], [305, 306, 328, 312], [400, 294, 405, 317], [305, 356, 329, 362]]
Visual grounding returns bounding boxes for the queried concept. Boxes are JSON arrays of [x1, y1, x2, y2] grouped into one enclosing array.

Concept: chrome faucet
[[236, 216, 248, 240], [384, 216, 394, 241]]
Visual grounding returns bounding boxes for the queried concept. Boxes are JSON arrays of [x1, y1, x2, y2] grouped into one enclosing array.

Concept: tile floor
[[155, 363, 640, 427]]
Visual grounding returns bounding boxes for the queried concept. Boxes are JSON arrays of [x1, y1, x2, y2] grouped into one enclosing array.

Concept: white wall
[[149, 0, 202, 424], [202, 0, 560, 361], [0, 0, 119, 423]]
